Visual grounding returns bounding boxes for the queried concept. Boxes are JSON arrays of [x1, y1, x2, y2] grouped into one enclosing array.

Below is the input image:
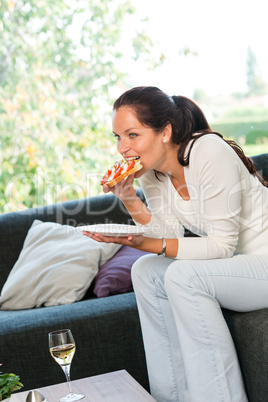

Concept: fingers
[[83, 231, 144, 248], [124, 173, 135, 185], [83, 231, 103, 242], [101, 174, 136, 202], [83, 231, 126, 245], [102, 184, 112, 194], [114, 175, 136, 197]]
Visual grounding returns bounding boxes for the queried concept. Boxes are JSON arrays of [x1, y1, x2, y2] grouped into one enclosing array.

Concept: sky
[[127, 0, 268, 98]]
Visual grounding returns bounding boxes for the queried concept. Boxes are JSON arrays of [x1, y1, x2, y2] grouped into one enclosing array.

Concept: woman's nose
[[117, 138, 130, 154]]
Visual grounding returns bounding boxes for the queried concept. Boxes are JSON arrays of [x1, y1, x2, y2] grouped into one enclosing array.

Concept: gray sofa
[[1, 153, 268, 402]]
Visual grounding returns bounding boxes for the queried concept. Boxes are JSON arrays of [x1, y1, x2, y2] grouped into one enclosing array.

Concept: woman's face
[[112, 106, 167, 177]]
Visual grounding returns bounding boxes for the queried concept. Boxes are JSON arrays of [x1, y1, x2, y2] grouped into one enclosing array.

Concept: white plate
[[79, 223, 146, 237]]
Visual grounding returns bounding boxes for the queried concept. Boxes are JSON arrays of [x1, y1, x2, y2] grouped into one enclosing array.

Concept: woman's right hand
[[102, 173, 137, 202], [102, 173, 151, 225]]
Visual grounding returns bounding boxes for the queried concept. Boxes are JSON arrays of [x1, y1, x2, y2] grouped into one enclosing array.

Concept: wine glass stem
[[62, 364, 73, 394]]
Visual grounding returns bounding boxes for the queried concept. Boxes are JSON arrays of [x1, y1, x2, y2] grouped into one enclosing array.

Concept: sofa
[[0, 153, 268, 402]]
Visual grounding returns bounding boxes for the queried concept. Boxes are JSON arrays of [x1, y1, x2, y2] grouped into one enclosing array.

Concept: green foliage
[[0, 372, 23, 400], [212, 120, 268, 139], [212, 120, 268, 157], [245, 130, 268, 145], [241, 143, 268, 156], [193, 88, 208, 103], [0, 0, 154, 213], [246, 46, 266, 96], [218, 105, 268, 122], [212, 104, 268, 155]]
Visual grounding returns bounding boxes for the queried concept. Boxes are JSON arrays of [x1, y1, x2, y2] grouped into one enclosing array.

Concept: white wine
[[48, 330, 85, 401], [50, 343, 76, 366]]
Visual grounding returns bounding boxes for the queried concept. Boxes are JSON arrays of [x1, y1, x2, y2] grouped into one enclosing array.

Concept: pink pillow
[[93, 246, 150, 298]]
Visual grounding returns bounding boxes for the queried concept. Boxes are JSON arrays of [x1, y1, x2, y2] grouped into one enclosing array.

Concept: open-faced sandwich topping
[[100, 158, 142, 187]]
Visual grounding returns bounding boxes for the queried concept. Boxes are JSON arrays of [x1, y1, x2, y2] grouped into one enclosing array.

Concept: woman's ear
[[162, 123, 172, 143]]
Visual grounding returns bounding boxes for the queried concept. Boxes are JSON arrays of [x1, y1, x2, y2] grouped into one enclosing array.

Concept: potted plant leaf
[[0, 365, 23, 401]]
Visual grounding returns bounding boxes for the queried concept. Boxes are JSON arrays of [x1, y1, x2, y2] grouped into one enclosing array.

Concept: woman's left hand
[[83, 231, 145, 248]]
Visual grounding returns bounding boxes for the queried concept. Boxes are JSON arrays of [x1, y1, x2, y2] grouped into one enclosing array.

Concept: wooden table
[[12, 370, 156, 402]]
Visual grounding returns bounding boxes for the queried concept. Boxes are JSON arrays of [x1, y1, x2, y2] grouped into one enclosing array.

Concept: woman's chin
[[134, 168, 145, 179]]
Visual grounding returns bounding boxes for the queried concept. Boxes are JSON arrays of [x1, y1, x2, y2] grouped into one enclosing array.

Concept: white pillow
[[0, 220, 121, 310]]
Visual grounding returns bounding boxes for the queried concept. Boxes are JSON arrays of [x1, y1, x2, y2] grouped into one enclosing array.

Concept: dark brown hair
[[113, 86, 267, 186]]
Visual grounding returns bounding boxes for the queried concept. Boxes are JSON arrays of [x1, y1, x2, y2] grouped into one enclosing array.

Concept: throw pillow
[[93, 246, 150, 298], [0, 220, 121, 310]]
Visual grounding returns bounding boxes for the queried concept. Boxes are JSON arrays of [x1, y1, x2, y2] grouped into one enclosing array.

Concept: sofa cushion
[[223, 308, 268, 401], [0, 220, 121, 310], [93, 246, 150, 298]]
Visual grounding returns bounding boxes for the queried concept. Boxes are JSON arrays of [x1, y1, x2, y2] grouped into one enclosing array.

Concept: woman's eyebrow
[[112, 127, 138, 135]]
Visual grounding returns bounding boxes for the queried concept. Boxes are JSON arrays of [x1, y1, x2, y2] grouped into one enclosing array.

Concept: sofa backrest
[[0, 155, 267, 290], [251, 153, 268, 181]]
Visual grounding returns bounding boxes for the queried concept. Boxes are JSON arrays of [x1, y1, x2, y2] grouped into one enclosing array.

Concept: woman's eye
[[129, 133, 137, 138]]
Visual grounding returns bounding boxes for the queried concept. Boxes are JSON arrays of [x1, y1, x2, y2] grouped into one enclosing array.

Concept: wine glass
[[48, 329, 85, 401]]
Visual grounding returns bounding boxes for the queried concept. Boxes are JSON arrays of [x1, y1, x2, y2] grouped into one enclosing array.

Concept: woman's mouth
[[124, 156, 140, 162]]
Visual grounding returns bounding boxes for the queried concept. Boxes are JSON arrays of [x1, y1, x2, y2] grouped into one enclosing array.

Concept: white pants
[[131, 254, 268, 402]]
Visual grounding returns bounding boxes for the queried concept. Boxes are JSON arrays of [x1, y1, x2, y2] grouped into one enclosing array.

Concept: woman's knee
[[132, 254, 161, 283], [164, 260, 197, 291], [131, 254, 172, 288]]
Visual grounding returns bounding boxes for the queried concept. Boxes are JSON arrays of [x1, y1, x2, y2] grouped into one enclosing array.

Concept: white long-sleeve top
[[138, 134, 268, 259]]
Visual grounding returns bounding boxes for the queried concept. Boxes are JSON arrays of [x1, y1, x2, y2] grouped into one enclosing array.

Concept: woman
[[84, 86, 268, 402]]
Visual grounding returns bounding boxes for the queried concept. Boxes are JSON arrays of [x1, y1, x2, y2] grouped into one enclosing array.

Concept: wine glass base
[[60, 393, 85, 401]]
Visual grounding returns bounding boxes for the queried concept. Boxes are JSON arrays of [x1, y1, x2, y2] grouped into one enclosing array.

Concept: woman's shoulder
[[190, 133, 237, 160], [188, 133, 244, 178], [138, 169, 166, 187], [193, 133, 226, 148]]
